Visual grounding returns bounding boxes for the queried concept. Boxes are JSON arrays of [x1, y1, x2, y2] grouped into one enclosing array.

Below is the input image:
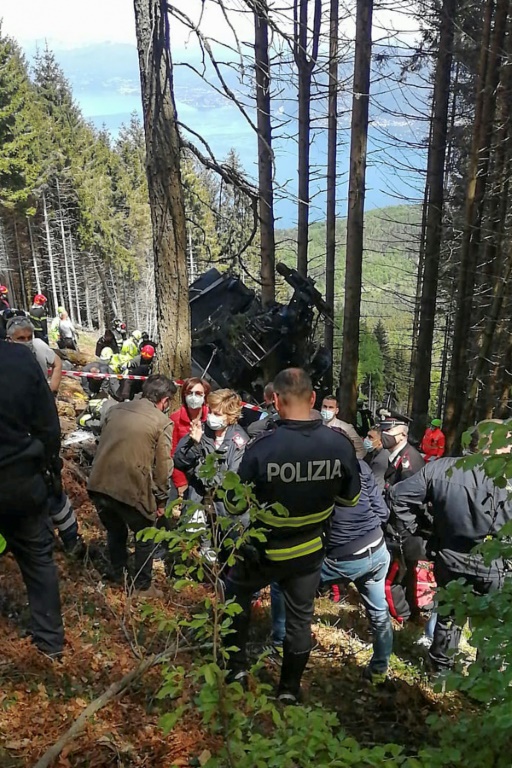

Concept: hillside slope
[[276, 204, 420, 345]]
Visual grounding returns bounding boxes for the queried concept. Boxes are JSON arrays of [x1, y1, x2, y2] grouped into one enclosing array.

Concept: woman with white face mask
[[170, 377, 211, 494], [173, 389, 249, 561]]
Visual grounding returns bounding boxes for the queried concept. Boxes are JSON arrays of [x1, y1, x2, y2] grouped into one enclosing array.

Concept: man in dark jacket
[[224, 368, 361, 703], [321, 461, 392, 682], [381, 417, 424, 488], [381, 416, 427, 621], [29, 294, 49, 343], [364, 427, 389, 493], [390, 454, 512, 671], [0, 341, 64, 656]]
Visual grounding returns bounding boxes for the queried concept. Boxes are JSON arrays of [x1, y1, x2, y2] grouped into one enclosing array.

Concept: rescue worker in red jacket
[[420, 419, 446, 461]]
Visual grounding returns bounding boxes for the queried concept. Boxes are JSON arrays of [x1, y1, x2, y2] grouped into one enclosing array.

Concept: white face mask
[[321, 409, 335, 423], [186, 393, 204, 410], [14, 339, 34, 353], [207, 413, 226, 431]]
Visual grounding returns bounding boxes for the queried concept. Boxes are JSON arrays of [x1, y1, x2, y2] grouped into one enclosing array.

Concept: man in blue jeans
[[321, 460, 393, 682]]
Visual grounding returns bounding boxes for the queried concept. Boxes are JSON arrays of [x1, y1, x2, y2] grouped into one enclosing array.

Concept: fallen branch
[[33, 641, 196, 768]]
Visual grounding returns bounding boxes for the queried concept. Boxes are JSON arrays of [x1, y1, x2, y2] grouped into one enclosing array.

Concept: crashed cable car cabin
[[189, 262, 332, 402]]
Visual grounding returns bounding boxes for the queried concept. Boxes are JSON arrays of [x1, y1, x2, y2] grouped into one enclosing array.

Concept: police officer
[[381, 416, 427, 621], [389, 429, 512, 672], [0, 340, 64, 656], [225, 368, 361, 703], [381, 416, 424, 488]]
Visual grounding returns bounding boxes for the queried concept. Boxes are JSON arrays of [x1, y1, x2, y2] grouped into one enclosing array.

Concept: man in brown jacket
[[88, 374, 176, 597]]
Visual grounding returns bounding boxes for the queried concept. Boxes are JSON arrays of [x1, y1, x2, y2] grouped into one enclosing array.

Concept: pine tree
[[0, 30, 40, 213]]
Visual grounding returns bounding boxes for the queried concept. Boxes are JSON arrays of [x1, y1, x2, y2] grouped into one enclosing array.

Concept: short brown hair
[[143, 374, 177, 403], [207, 389, 242, 425], [181, 377, 211, 405], [273, 368, 312, 404]]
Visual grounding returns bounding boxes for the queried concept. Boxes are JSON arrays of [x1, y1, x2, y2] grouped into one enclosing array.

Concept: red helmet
[[140, 345, 155, 360], [33, 293, 47, 305], [0, 285, 8, 295]]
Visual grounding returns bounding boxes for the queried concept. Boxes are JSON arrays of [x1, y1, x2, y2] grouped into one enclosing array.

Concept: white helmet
[[100, 346, 114, 362]]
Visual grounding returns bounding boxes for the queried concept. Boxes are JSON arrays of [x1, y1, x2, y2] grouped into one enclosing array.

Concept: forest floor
[[0, 346, 474, 767]]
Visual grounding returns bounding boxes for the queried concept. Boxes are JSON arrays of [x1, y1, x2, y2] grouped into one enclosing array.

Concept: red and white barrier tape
[[60, 369, 263, 412], [61, 369, 150, 382]]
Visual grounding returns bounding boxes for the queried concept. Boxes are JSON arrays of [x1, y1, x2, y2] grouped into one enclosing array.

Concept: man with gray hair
[[6, 316, 62, 394]]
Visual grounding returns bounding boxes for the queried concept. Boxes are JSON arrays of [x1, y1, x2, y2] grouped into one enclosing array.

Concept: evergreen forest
[[1, 0, 512, 765]]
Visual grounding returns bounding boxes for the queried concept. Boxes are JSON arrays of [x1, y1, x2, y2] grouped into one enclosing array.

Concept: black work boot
[[277, 646, 310, 705]]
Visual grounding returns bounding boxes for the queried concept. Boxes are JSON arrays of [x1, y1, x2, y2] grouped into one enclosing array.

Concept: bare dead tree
[[339, 0, 374, 423], [293, 0, 322, 277], [324, 0, 339, 388], [133, 0, 191, 378]]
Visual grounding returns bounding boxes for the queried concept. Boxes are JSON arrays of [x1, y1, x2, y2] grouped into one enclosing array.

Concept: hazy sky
[[2, 0, 418, 52]]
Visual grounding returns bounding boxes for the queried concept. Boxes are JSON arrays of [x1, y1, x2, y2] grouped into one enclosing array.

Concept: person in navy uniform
[[224, 368, 361, 704]]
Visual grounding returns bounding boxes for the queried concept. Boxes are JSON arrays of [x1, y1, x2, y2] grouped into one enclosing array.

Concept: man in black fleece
[[321, 460, 392, 682], [0, 341, 64, 656], [390, 445, 512, 671]]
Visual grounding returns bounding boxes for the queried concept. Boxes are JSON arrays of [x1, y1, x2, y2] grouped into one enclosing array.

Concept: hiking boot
[[277, 647, 308, 703], [362, 666, 390, 687], [132, 584, 164, 599], [101, 566, 128, 585], [227, 669, 249, 690], [62, 535, 87, 560], [277, 690, 301, 706]]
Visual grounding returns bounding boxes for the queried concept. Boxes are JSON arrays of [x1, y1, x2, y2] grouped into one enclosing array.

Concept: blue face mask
[[363, 437, 374, 452]]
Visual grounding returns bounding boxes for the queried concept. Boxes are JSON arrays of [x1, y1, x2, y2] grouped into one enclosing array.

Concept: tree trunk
[[462, 252, 512, 425], [324, 0, 339, 390], [443, 0, 508, 452], [339, 0, 373, 423], [84, 265, 93, 329], [133, 0, 191, 378], [410, 0, 456, 441], [253, 0, 276, 307], [13, 218, 28, 309], [27, 216, 41, 294], [294, 0, 321, 277], [42, 190, 59, 314], [407, 169, 429, 415], [69, 235, 83, 327]]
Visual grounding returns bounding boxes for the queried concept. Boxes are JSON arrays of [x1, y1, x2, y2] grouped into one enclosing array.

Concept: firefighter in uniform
[[225, 368, 361, 703], [29, 294, 49, 343]]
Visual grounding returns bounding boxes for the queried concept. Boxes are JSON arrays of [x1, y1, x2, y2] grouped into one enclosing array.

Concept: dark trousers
[[92, 493, 154, 589], [225, 553, 323, 695], [429, 552, 503, 670], [0, 509, 64, 655]]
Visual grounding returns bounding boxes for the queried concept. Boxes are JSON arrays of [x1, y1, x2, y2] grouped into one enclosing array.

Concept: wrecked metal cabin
[[189, 263, 332, 402]]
